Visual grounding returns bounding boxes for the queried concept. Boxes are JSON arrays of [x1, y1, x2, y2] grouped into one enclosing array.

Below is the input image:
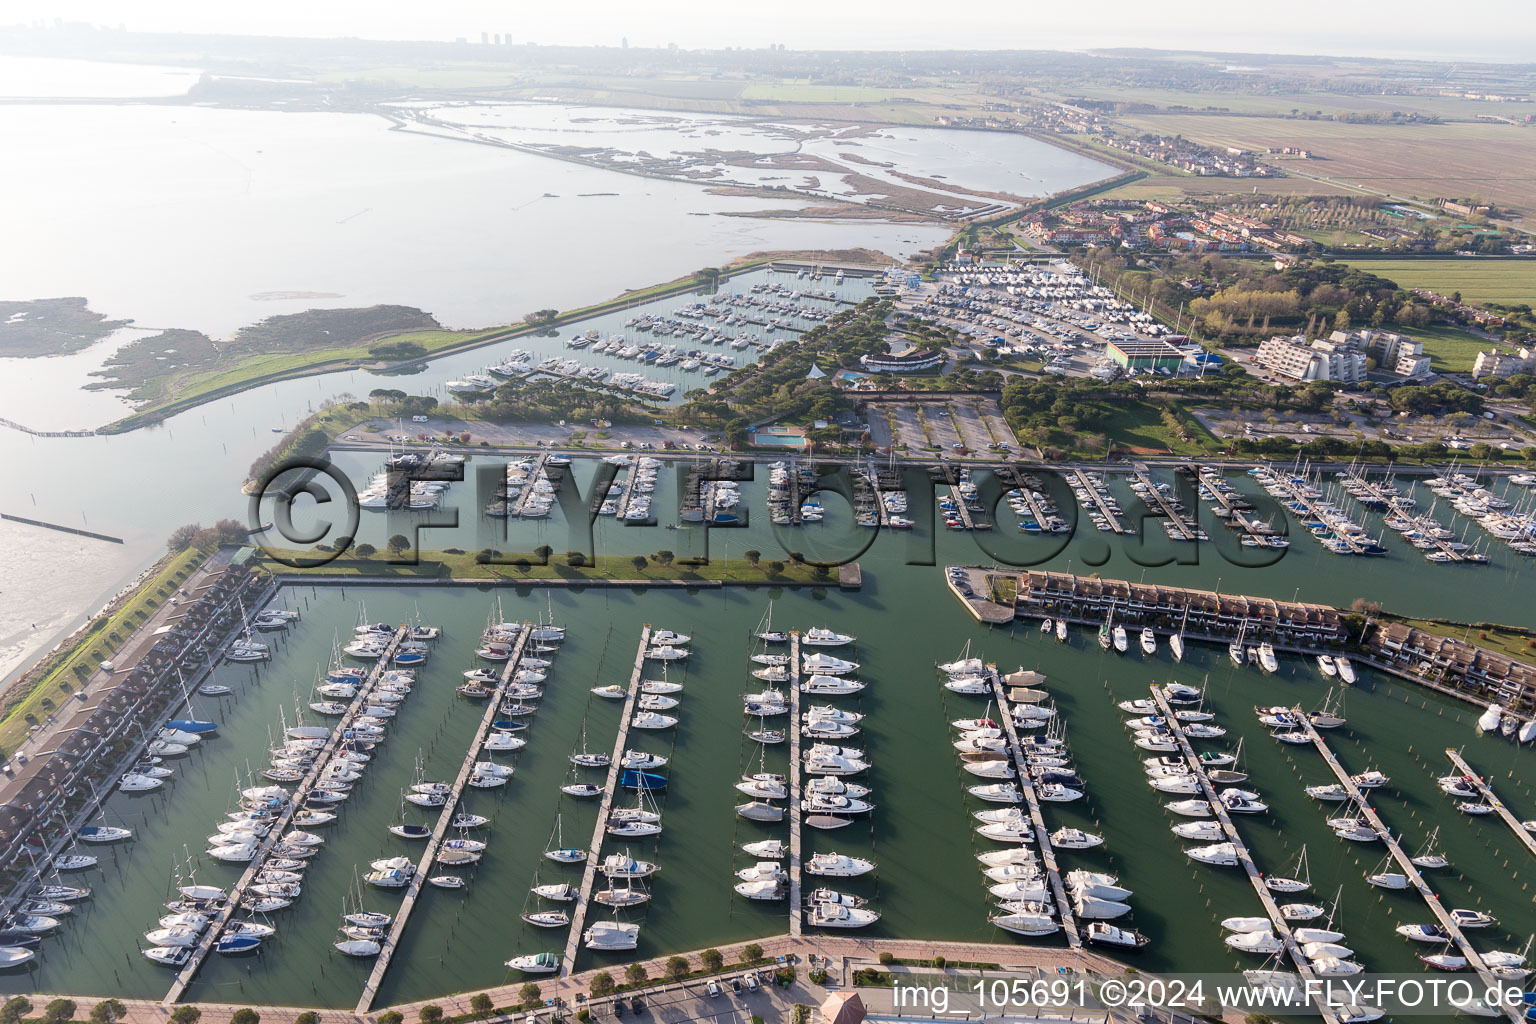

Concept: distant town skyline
[[6, 0, 1535, 63]]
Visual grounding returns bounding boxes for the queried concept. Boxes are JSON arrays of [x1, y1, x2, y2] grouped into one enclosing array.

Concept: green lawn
[[1404, 324, 1494, 374], [1090, 400, 1221, 458], [1343, 259, 1536, 307], [1395, 616, 1536, 665]]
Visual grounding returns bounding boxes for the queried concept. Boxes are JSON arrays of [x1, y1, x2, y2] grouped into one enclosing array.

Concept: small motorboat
[[505, 952, 561, 974], [428, 875, 465, 889], [143, 946, 193, 967]]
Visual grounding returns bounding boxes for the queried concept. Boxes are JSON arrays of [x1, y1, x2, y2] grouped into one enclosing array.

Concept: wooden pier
[[0, 513, 123, 544], [787, 462, 804, 523], [1130, 464, 1198, 542], [985, 666, 1079, 947], [1068, 470, 1126, 535], [1444, 748, 1536, 860], [1296, 718, 1514, 1016], [560, 627, 651, 976], [1193, 469, 1274, 545], [946, 483, 978, 531], [355, 625, 533, 1013], [787, 634, 804, 937], [166, 628, 409, 1004], [1348, 473, 1467, 562], [611, 464, 635, 520], [508, 453, 552, 517], [1266, 471, 1374, 555], [1149, 687, 1338, 1023], [1013, 484, 1058, 533]]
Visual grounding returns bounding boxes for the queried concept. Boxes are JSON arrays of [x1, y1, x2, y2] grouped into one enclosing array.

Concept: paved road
[[31, 935, 1130, 1024], [2, 548, 234, 774]]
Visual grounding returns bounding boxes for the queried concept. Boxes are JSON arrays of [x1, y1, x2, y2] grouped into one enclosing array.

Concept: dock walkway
[[560, 627, 651, 975], [355, 625, 533, 1013], [1069, 470, 1125, 535], [166, 628, 408, 1003], [1195, 471, 1272, 544], [1298, 718, 1512, 1016], [1130, 464, 1197, 542], [1350, 474, 1466, 561], [787, 634, 803, 936], [509, 453, 551, 517], [1149, 687, 1336, 1023], [1266, 472, 1373, 555], [1444, 748, 1536, 860], [986, 666, 1079, 948], [1015, 485, 1057, 533]]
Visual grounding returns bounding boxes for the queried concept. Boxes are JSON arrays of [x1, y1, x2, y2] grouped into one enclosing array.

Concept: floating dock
[[1264, 471, 1377, 555], [1297, 717, 1514, 1015], [787, 633, 803, 937], [560, 627, 651, 976], [1068, 470, 1126, 535], [355, 625, 533, 1013], [508, 453, 552, 517], [985, 665, 1079, 948], [945, 482, 977, 531], [166, 628, 409, 1004], [1443, 748, 1536, 860], [1130, 464, 1198, 542], [1149, 687, 1338, 1023]]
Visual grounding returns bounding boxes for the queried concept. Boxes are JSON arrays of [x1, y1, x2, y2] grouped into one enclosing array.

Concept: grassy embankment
[[0, 546, 208, 755], [252, 549, 832, 584], [1390, 615, 1536, 664], [101, 261, 779, 434]]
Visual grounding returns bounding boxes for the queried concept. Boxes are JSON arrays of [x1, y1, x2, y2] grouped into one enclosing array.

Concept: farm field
[[1056, 82, 1531, 120], [740, 82, 905, 103], [1343, 258, 1536, 307], [1098, 173, 1356, 202], [1119, 114, 1536, 215]]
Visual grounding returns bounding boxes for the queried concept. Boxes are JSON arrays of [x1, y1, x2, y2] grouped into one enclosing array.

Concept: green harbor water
[[6, 461, 1536, 1008]]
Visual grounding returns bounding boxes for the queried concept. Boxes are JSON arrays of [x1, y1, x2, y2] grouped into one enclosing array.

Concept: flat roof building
[[860, 347, 944, 372], [1105, 339, 1185, 372]]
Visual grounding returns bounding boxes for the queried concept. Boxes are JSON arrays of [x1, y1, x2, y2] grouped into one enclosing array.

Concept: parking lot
[[865, 397, 1018, 455]]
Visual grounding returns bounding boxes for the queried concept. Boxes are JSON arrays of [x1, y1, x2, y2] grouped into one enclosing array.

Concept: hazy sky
[[9, 0, 1536, 61]]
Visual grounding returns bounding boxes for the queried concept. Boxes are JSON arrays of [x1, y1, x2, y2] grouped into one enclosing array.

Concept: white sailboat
[[543, 814, 585, 863], [1170, 607, 1188, 663]]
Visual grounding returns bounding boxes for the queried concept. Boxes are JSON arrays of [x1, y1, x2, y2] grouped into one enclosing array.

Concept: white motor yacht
[[584, 921, 640, 950], [1050, 828, 1103, 849], [805, 852, 874, 877]]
